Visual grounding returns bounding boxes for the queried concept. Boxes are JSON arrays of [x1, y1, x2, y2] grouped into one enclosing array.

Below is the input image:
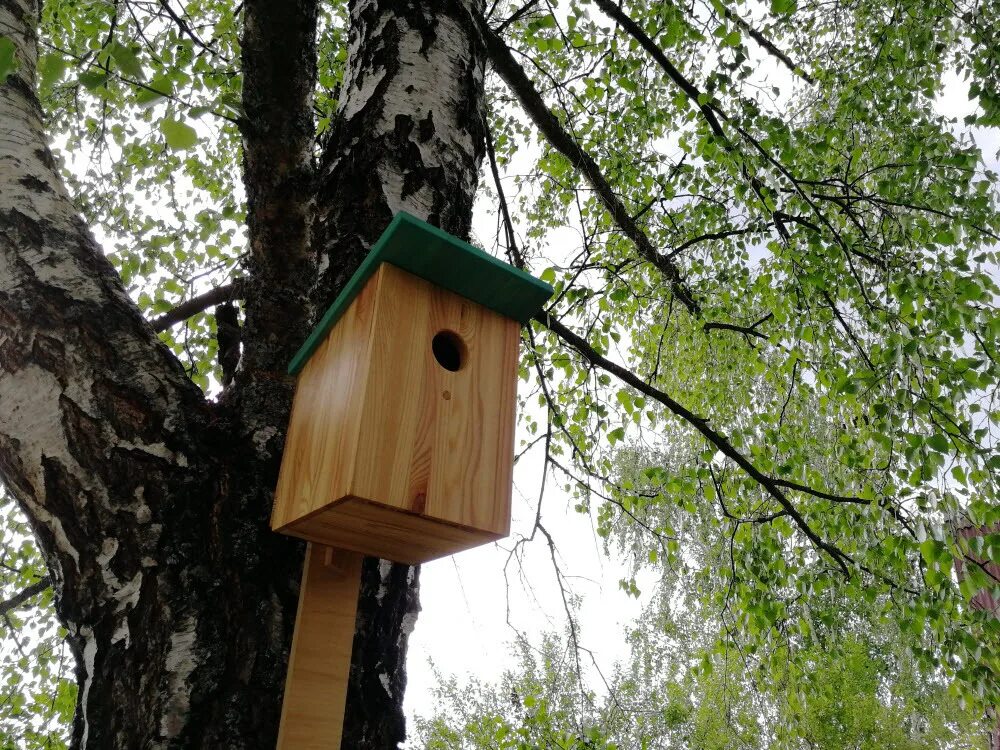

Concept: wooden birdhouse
[[271, 212, 553, 565]]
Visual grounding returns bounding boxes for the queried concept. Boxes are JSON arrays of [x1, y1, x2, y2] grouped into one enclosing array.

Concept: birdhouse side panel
[[349, 264, 518, 537], [271, 273, 380, 531]]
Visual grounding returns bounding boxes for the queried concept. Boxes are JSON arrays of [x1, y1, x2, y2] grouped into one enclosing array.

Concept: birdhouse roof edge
[[288, 212, 553, 375]]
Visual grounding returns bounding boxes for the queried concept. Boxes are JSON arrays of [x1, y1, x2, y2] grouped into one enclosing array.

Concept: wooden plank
[[271, 272, 379, 530], [281, 496, 504, 565], [276, 544, 363, 750]]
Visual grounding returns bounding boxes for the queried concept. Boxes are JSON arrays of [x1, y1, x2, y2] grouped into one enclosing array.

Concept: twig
[[0, 577, 50, 619]]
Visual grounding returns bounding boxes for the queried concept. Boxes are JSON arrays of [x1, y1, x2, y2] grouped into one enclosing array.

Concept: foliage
[[2, 0, 1000, 743], [490, 0, 1000, 718], [417, 575, 987, 749], [37, 0, 245, 388], [417, 635, 618, 750], [0, 493, 74, 749]]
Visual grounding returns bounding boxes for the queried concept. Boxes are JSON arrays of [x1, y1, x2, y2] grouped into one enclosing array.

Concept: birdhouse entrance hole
[[432, 330, 465, 372]]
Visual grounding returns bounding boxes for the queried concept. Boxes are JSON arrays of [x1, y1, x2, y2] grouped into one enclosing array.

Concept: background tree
[[1, 0, 1000, 748], [417, 440, 989, 749]]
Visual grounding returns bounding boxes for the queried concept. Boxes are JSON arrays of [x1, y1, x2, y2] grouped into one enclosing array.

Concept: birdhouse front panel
[[272, 212, 552, 565], [350, 263, 519, 536]]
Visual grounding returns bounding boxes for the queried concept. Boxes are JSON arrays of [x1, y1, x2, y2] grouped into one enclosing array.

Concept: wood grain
[[272, 263, 519, 563], [282, 496, 504, 565], [276, 544, 362, 750], [271, 273, 378, 530]]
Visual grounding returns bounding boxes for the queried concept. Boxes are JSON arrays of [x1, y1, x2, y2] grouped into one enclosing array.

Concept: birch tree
[[1, 0, 485, 745], [1, 0, 1000, 748]]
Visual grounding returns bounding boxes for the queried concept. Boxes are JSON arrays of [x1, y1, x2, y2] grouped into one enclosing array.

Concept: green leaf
[[136, 87, 169, 107], [136, 75, 175, 107], [110, 43, 143, 80], [920, 539, 941, 565], [771, 0, 797, 12], [78, 69, 109, 90], [0, 37, 17, 83], [927, 433, 950, 453], [161, 118, 198, 150], [38, 53, 67, 92], [934, 229, 956, 245]]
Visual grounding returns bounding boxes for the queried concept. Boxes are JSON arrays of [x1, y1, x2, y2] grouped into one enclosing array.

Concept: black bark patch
[[0, 336, 28, 372], [33, 147, 58, 173], [60, 394, 109, 475], [39, 456, 94, 608], [0, 433, 31, 499], [31, 334, 66, 380], [1, 207, 45, 248], [400, 1, 438, 54], [418, 110, 435, 142], [400, 167, 426, 202], [393, 113, 414, 140], [18, 174, 52, 193], [342, 559, 420, 750]]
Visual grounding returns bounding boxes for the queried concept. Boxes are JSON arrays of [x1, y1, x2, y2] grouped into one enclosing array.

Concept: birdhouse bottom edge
[[272, 495, 506, 566]]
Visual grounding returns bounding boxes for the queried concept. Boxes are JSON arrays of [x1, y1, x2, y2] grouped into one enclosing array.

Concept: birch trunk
[[0, 0, 486, 746]]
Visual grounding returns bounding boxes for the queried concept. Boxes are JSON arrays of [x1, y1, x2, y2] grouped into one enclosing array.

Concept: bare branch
[[0, 577, 50, 619], [485, 123, 527, 270], [151, 281, 243, 332]]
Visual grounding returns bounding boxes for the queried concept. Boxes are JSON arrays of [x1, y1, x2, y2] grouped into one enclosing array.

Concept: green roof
[[288, 212, 553, 375]]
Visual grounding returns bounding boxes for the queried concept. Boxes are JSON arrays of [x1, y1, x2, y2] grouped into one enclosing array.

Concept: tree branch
[[703, 313, 773, 340], [471, 9, 700, 314], [485, 122, 527, 270], [151, 281, 243, 332], [0, 577, 50, 618], [595, 0, 727, 139], [667, 225, 771, 260], [720, 6, 814, 84], [534, 310, 854, 575]]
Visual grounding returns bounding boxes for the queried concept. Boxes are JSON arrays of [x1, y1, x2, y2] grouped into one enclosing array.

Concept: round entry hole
[[432, 331, 465, 372]]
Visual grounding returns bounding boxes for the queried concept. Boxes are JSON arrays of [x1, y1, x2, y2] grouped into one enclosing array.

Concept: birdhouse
[[271, 212, 553, 565]]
